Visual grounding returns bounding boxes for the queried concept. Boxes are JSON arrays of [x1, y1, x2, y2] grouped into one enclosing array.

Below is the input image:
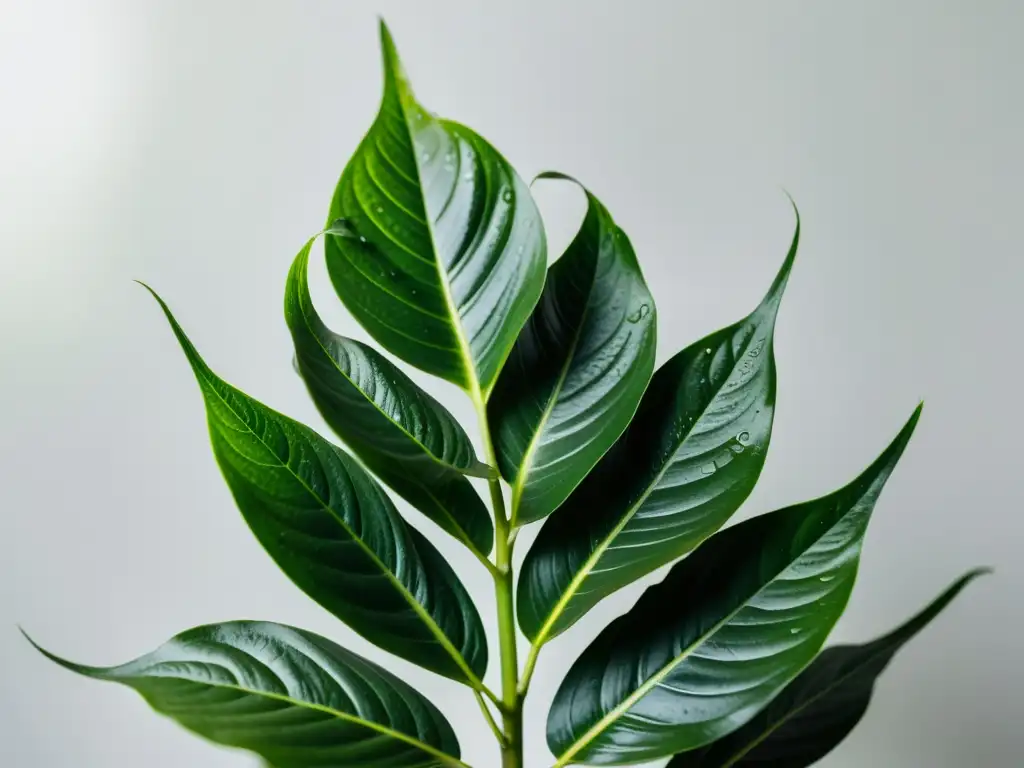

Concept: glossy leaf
[[667, 568, 989, 768], [145, 286, 487, 685], [27, 622, 466, 768], [546, 406, 921, 767], [488, 174, 656, 525], [325, 21, 546, 397], [285, 236, 494, 556], [518, 211, 799, 644]]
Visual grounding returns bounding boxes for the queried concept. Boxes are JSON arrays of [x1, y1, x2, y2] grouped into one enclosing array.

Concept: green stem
[[494, 504, 522, 767], [518, 641, 542, 697], [474, 689, 506, 748], [474, 395, 523, 768]]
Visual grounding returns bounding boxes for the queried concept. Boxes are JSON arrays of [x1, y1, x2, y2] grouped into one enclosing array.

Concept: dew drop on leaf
[[737, 431, 751, 445]]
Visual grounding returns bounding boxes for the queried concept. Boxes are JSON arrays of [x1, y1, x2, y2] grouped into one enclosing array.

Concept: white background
[[1, 1, 1020, 766]]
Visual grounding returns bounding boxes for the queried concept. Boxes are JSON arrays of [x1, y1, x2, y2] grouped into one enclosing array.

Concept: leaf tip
[[779, 185, 801, 225], [20, 628, 99, 677], [902, 401, 924, 437], [377, 15, 393, 43], [755, 193, 801, 316], [138, 283, 212, 383], [376, 16, 406, 90]]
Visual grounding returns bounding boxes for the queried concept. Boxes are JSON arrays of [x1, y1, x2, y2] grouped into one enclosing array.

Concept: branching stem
[[473, 394, 524, 768]]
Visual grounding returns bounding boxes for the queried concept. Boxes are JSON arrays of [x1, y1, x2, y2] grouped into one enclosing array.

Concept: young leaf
[[666, 568, 989, 767], [325, 20, 546, 398], [518, 210, 799, 644], [487, 174, 656, 526], [26, 622, 467, 768], [546, 406, 921, 767], [144, 286, 487, 686], [285, 237, 494, 557]]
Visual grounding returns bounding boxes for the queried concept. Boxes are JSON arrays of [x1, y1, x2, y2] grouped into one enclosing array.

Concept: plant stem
[[518, 641, 542, 697], [493, 502, 522, 767], [474, 396, 523, 768], [473, 689, 506, 747]]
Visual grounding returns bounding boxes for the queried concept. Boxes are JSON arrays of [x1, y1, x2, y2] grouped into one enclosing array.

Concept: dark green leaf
[[487, 174, 656, 525], [325, 21, 546, 398], [518, 211, 799, 644], [144, 286, 487, 685], [667, 568, 988, 768], [546, 406, 921, 766], [26, 622, 467, 768], [285, 237, 494, 557]]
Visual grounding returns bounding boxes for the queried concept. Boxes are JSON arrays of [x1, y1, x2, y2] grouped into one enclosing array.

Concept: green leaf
[[285, 236, 494, 557], [546, 405, 921, 767], [325, 20, 546, 399], [143, 286, 487, 686], [518, 210, 799, 644], [487, 174, 656, 525], [26, 622, 467, 768], [667, 568, 989, 768]]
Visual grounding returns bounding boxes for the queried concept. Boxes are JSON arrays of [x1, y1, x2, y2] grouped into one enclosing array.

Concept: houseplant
[[26, 19, 985, 768]]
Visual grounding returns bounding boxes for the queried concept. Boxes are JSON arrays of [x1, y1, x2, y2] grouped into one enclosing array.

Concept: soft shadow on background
[[1, 1, 1020, 765]]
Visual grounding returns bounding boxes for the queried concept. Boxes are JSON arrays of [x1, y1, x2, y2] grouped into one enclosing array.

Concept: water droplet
[[375, 206, 384, 214], [737, 431, 751, 445], [358, 235, 367, 243], [502, 189, 513, 203], [819, 574, 835, 583], [789, 627, 801, 635], [700, 462, 716, 476], [700, 377, 706, 384], [463, 171, 473, 181], [291, 355, 301, 374], [705, 347, 712, 354], [421, 151, 430, 162]]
